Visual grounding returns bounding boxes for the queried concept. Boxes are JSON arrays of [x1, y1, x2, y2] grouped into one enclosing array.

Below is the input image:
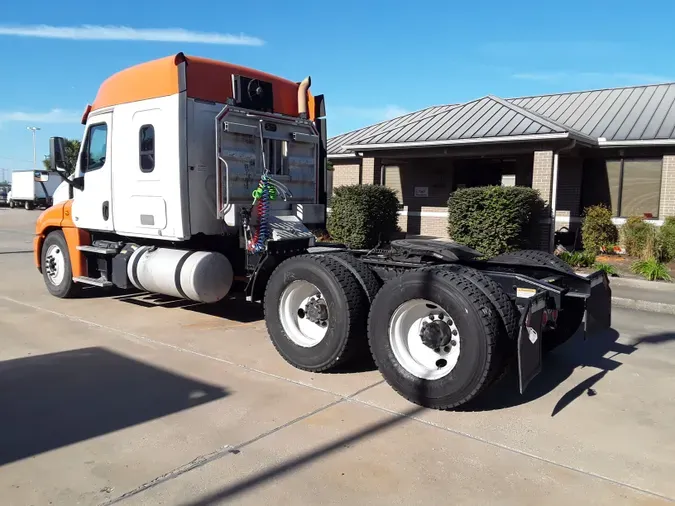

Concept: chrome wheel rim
[[45, 244, 66, 286], [389, 299, 460, 380], [279, 280, 329, 347]]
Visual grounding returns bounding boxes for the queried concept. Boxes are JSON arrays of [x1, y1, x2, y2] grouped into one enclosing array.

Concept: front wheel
[[368, 268, 502, 410], [41, 230, 79, 298]]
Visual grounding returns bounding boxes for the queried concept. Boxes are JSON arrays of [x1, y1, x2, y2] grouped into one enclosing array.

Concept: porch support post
[[532, 150, 554, 251]]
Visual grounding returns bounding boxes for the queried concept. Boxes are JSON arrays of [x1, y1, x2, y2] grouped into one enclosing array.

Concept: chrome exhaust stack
[[298, 76, 311, 118]]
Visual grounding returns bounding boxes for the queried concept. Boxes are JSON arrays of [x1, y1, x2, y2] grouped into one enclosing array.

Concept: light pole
[[27, 126, 41, 170]]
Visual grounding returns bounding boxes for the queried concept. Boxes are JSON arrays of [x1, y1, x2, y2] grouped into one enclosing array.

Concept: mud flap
[[583, 271, 612, 337], [517, 291, 547, 394]]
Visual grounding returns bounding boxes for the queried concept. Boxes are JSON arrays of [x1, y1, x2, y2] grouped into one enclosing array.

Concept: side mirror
[[34, 171, 49, 182], [49, 137, 67, 173]]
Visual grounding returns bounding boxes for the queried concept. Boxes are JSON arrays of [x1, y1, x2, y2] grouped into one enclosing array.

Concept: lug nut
[[451, 340, 457, 347], [443, 346, 451, 353]]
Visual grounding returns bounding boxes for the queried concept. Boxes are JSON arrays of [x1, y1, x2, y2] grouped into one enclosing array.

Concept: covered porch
[[330, 139, 586, 250]]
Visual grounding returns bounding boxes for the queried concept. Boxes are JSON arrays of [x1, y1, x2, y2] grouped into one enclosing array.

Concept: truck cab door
[[71, 112, 114, 232]]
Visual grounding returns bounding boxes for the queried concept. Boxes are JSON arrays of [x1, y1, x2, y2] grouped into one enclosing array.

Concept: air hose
[[247, 175, 277, 252]]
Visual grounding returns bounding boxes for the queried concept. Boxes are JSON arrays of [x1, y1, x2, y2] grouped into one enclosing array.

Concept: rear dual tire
[[264, 254, 374, 372], [368, 267, 507, 410]]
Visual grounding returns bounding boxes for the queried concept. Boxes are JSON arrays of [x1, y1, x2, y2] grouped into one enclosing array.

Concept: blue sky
[[1, 0, 673, 177]]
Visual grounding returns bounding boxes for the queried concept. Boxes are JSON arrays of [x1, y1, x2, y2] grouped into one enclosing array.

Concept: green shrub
[[327, 184, 401, 248], [593, 262, 619, 277], [558, 250, 596, 268], [621, 216, 660, 260], [659, 216, 675, 263], [447, 186, 544, 257], [631, 258, 672, 282], [581, 205, 618, 253]]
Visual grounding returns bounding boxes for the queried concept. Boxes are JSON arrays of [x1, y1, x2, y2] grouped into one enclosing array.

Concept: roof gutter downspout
[[549, 139, 577, 252]]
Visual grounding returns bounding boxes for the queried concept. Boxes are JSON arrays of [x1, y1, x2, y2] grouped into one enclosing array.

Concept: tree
[[42, 138, 81, 177]]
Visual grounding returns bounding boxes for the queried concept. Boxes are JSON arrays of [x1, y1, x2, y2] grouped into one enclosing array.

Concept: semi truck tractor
[[9, 169, 60, 210], [33, 53, 611, 409]]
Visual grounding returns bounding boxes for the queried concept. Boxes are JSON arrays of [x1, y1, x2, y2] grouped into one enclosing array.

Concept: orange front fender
[[34, 202, 65, 272], [34, 200, 90, 276]]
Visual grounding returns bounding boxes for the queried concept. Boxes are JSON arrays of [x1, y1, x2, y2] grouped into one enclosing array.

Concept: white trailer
[[9, 170, 60, 210]]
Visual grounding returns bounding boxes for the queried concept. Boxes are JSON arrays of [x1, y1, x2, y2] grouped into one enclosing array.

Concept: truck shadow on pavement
[[0, 347, 229, 467], [112, 286, 264, 324], [461, 327, 675, 416], [113, 290, 378, 373]]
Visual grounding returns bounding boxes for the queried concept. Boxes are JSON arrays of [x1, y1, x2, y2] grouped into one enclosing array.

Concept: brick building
[[327, 84, 675, 251]]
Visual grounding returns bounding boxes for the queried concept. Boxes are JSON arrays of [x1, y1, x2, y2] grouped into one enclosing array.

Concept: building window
[[264, 138, 289, 176], [140, 125, 155, 173], [82, 123, 108, 172], [607, 158, 662, 218]]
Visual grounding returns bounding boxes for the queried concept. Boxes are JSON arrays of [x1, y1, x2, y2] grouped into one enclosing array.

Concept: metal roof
[[510, 84, 675, 142], [327, 104, 454, 156], [329, 82, 675, 155]]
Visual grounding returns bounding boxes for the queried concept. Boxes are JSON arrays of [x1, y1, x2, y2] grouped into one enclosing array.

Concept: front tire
[[368, 267, 502, 410], [264, 254, 369, 372], [41, 230, 79, 298]]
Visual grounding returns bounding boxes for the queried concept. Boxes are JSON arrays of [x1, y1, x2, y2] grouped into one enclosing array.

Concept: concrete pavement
[[1, 207, 674, 505], [609, 277, 675, 315]]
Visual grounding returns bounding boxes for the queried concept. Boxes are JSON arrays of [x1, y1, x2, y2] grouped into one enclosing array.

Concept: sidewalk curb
[[609, 276, 675, 291], [611, 296, 675, 315]]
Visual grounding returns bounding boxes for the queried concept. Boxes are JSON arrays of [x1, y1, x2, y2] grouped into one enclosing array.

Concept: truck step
[[72, 276, 113, 288], [77, 245, 119, 255]]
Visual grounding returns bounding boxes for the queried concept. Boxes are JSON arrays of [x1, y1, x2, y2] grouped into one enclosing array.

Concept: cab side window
[[139, 125, 155, 172], [82, 123, 108, 172]]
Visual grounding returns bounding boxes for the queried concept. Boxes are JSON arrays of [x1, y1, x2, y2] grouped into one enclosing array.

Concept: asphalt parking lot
[[1, 206, 674, 505]]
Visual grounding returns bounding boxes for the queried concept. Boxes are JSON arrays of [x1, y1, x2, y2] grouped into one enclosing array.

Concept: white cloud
[[332, 105, 409, 122], [0, 24, 264, 46], [512, 71, 672, 84], [0, 109, 81, 124]]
